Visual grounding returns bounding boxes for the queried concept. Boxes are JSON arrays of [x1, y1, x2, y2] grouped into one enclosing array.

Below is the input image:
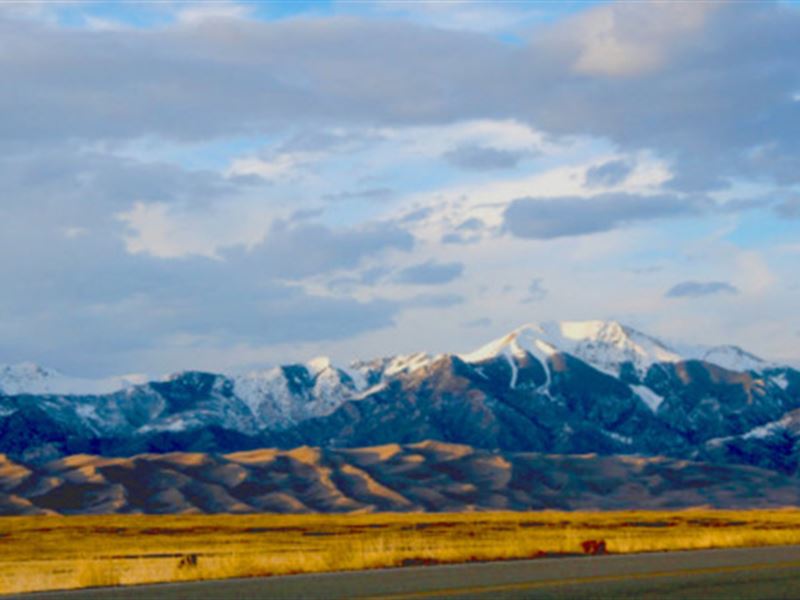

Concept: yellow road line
[[363, 559, 800, 600]]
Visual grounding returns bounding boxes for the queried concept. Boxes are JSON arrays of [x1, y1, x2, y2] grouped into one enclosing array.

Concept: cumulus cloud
[[665, 281, 739, 298], [527, 2, 800, 190], [0, 143, 421, 373], [548, 2, 717, 77], [0, 224, 404, 375], [119, 205, 415, 273], [394, 261, 464, 285], [503, 193, 708, 240]]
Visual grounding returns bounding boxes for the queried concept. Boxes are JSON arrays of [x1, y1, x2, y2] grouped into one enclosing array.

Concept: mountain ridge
[[0, 320, 782, 396], [1, 320, 798, 476]]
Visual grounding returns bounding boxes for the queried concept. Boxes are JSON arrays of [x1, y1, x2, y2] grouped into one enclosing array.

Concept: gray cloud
[[522, 278, 548, 303], [0, 147, 240, 214], [629, 265, 664, 275], [279, 129, 382, 154], [240, 220, 414, 279], [441, 233, 468, 244], [289, 208, 325, 222], [0, 148, 417, 374], [0, 16, 507, 142], [775, 195, 800, 219], [443, 145, 526, 171], [442, 218, 487, 244], [0, 3, 796, 191], [1, 2, 799, 373], [457, 218, 485, 231], [0, 230, 404, 375], [399, 207, 434, 223], [463, 317, 492, 328], [527, 3, 800, 191], [407, 293, 465, 308], [665, 281, 739, 298], [324, 188, 394, 202], [503, 193, 708, 240], [584, 159, 634, 188], [394, 260, 464, 285]]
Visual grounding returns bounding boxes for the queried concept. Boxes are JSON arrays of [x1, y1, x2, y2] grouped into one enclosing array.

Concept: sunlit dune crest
[[225, 448, 281, 465]]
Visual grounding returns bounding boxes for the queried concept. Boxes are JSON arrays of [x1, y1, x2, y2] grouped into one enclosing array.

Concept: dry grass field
[[1, 509, 800, 595]]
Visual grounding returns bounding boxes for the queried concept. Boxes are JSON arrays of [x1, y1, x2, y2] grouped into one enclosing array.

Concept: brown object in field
[[581, 539, 607, 555], [178, 554, 199, 568]]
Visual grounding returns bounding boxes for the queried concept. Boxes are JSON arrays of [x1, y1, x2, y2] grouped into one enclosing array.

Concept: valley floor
[[2, 510, 800, 595]]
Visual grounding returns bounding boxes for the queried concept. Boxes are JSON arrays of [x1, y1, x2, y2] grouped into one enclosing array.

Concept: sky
[[1, 0, 799, 377]]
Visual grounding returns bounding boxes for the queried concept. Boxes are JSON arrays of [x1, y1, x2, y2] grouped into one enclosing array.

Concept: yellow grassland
[[2, 509, 800, 595]]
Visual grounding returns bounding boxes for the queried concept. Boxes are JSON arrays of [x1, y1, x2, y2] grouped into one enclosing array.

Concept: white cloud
[[176, 2, 253, 26], [370, 0, 546, 34], [119, 202, 217, 259], [735, 250, 777, 294], [63, 226, 88, 240], [118, 200, 273, 259], [555, 2, 718, 77], [226, 154, 309, 181], [380, 119, 545, 158]]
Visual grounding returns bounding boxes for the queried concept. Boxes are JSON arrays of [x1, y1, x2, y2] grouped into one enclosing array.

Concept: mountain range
[[1, 319, 798, 514]]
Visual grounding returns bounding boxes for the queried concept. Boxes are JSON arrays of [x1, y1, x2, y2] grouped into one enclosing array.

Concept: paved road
[[19, 545, 800, 599]]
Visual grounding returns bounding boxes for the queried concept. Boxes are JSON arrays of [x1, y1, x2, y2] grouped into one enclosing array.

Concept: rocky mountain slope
[[2, 441, 799, 516], [1, 321, 798, 475]]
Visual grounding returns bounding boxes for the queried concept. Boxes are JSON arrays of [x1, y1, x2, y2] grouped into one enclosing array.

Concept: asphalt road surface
[[19, 545, 800, 599]]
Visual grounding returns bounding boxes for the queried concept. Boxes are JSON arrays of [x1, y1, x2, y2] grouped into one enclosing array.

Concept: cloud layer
[[666, 281, 739, 298], [503, 193, 709, 240], [0, 1, 798, 374]]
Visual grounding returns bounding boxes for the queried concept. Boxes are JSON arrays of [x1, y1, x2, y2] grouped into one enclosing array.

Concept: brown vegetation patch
[[2, 509, 800, 595]]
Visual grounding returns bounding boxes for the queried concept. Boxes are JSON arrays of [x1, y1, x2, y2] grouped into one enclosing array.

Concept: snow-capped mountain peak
[[0, 363, 58, 395], [0, 363, 147, 396], [541, 320, 683, 376], [698, 345, 769, 373], [307, 356, 334, 376], [461, 320, 683, 378]]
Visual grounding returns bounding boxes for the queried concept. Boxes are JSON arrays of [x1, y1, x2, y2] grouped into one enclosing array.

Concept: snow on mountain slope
[[459, 320, 781, 378], [2, 322, 780, 403], [461, 320, 683, 379], [1, 321, 792, 449], [348, 352, 435, 386], [232, 357, 360, 429], [231, 367, 293, 424], [0, 363, 147, 396], [544, 320, 684, 377], [696, 345, 770, 373], [460, 328, 556, 388], [631, 384, 665, 412]]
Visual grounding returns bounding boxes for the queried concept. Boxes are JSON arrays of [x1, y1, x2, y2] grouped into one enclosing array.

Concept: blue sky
[[0, 0, 798, 376]]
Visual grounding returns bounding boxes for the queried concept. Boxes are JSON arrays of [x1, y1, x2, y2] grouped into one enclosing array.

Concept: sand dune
[[1, 442, 799, 515]]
